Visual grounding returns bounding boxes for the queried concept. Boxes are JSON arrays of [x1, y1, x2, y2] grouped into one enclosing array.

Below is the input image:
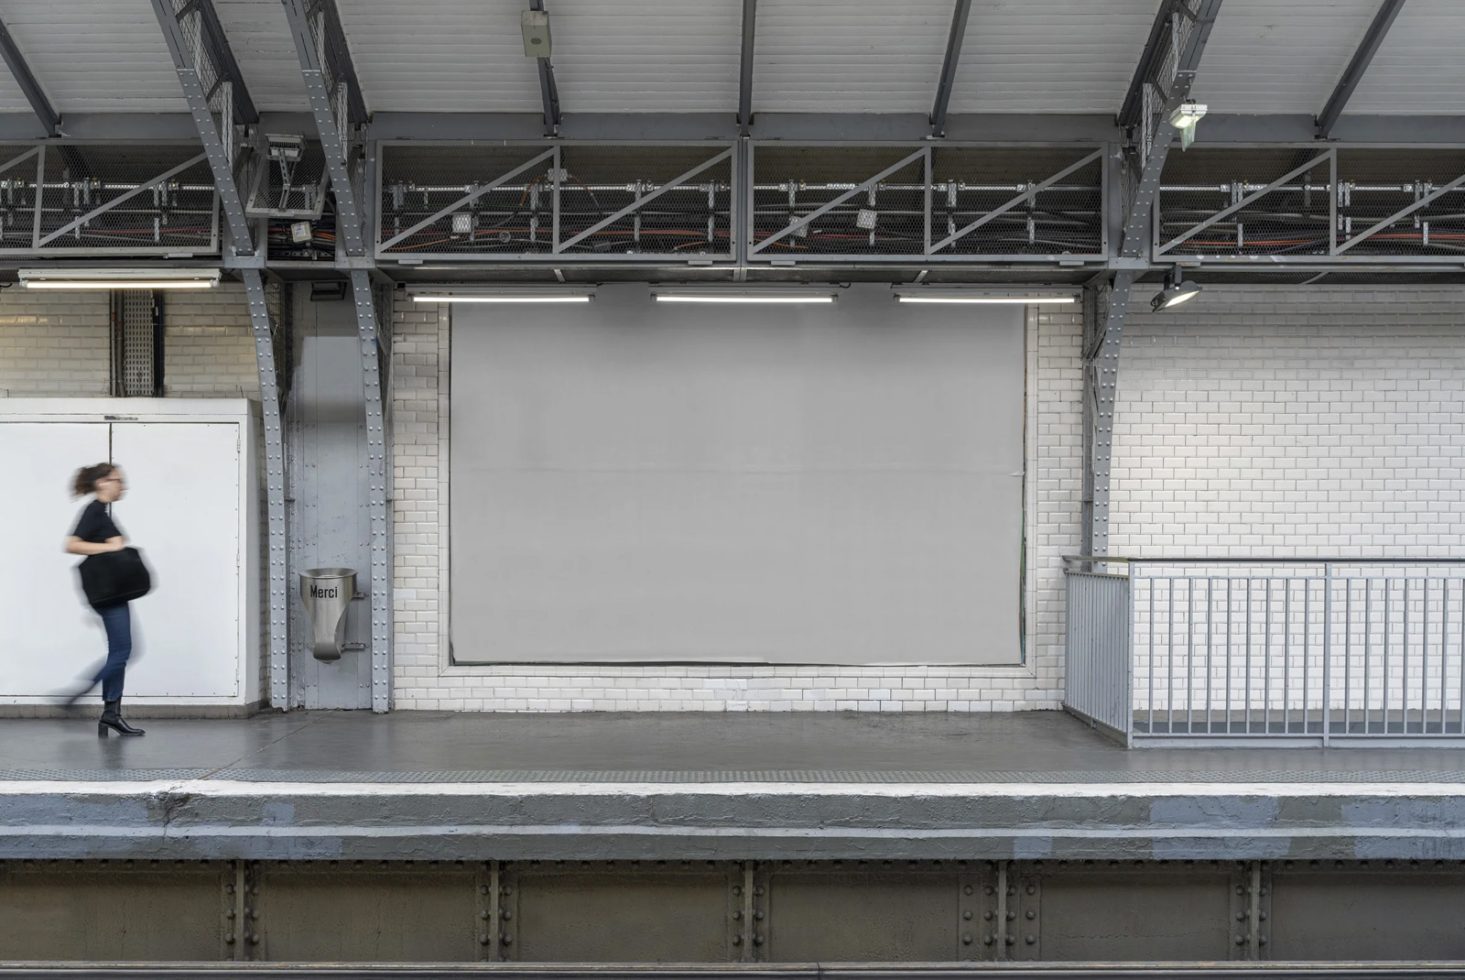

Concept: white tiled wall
[[0, 285, 261, 400], [163, 283, 261, 398], [388, 300, 1081, 711], [1111, 285, 1465, 557], [0, 291, 111, 396]]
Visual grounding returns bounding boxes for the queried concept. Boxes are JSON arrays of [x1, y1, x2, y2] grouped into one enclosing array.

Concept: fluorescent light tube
[[19, 268, 220, 290], [407, 286, 595, 304], [410, 294, 592, 304], [892, 287, 1078, 305], [651, 288, 836, 304]]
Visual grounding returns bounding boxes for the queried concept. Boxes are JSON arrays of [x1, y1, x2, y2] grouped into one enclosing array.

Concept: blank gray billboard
[[450, 284, 1024, 665]]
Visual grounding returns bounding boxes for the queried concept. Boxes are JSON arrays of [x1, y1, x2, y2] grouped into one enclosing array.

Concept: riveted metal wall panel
[[761, 861, 996, 962], [1009, 861, 1236, 962], [0, 861, 229, 961], [504, 862, 740, 963], [1268, 862, 1465, 961], [251, 862, 479, 962]]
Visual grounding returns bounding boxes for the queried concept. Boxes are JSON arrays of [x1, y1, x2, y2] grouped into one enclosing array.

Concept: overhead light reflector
[[1151, 268, 1202, 311], [408, 286, 594, 304], [19, 268, 220, 290], [651, 287, 836, 305], [892, 287, 1078, 305]]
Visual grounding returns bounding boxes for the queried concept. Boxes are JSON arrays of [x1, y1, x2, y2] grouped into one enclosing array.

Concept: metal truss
[[1085, 0, 1223, 557], [747, 143, 1108, 264], [0, 143, 219, 256], [1155, 147, 1465, 262], [375, 141, 738, 263], [736, 0, 757, 136], [282, 0, 367, 256], [151, 0, 253, 252]]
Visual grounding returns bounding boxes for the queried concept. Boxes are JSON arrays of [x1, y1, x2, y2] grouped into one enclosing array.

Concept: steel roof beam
[[528, 0, 562, 136], [0, 16, 57, 137], [737, 0, 757, 134], [195, 0, 259, 124], [1088, 0, 1223, 558], [1117, 0, 1180, 133], [151, 0, 255, 253], [1316, 0, 1407, 140], [929, 0, 973, 138]]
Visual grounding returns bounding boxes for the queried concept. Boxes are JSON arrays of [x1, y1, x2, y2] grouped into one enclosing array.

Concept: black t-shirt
[[72, 499, 123, 544]]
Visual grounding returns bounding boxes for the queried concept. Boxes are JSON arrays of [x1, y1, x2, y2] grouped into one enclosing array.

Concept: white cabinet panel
[[110, 422, 241, 698], [0, 423, 112, 697]]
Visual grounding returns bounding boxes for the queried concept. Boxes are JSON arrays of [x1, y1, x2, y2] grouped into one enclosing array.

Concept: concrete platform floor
[[2, 711, 1464, 863], [4, 709, 1465, 782]]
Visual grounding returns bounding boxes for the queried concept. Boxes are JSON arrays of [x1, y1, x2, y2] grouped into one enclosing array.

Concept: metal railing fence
[[1064, 557, 1465, 747]]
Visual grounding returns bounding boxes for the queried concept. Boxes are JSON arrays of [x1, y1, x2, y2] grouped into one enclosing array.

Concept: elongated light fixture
[[1151, 267, 1202, 311], [19, 268, 220, 290], [892, 286, 1078, 305], [652, 287, 836, 305], [408, 285, 594, 304]]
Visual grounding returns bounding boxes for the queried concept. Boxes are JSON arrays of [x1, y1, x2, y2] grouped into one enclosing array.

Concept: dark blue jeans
[[93, 603, 132, 702]]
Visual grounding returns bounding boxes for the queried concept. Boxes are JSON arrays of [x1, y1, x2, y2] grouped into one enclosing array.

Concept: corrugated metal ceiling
[[552, 0, 741, 113], [212, 0, 308, 111], [0, 1, 1454, 121], [1, 0, 186, 113], [950, 0, 1160, 114], [752, 0, 952, 113], [1188, 0, 1381, 114], [1347, 0, 1465, 114], [333, 0, 538, 112]]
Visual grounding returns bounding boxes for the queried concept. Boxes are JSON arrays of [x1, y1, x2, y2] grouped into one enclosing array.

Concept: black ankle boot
[[98, 699, 145, 737]]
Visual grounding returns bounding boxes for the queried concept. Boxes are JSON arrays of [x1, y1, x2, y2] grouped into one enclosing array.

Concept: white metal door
[[0, 423, 113, 699], [109, 422, 241, 698]]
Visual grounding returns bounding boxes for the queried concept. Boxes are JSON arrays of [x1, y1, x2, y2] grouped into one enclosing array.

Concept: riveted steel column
[[281, 0, 365, 255], [352, 270, 391, 713], [242, 270, 290, 709], [151, 0, 253, 252]]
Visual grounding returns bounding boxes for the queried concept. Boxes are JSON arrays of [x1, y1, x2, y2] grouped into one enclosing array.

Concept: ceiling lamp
[[1168, 100, 1207, 150], [1151, 267, 1202, 311], [892, 287, 1078, 305], [407, 286, 594, 304], [19, 268, 220, 291], [651, 287, 837, 305]]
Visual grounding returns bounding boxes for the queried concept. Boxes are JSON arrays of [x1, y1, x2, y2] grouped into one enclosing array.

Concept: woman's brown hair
[[73, 463, 116, 498]]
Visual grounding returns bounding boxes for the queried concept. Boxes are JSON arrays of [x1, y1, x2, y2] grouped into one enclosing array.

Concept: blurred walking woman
[[64, 463, 145, 737]]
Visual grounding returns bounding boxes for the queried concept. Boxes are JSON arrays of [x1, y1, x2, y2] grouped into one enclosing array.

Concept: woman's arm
[[65, 535, 125, 556]]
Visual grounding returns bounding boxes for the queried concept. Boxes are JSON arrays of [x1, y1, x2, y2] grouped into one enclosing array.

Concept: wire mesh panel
[[2, 144, 220, 255], [245, 138, 329, 221], [377, 143, 734, 262], [1335, 150, 1465, 258], [1158, 148, 1465, 262], [1156, 149, 1334, 259], [930, 147, 1104, 258], [552, 145, 733, 258], [0, 146, 41, 250], [750, 146, 929, 259]]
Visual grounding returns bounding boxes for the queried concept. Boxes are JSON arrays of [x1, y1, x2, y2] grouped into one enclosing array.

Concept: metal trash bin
[[300, 567, 356, 661]]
